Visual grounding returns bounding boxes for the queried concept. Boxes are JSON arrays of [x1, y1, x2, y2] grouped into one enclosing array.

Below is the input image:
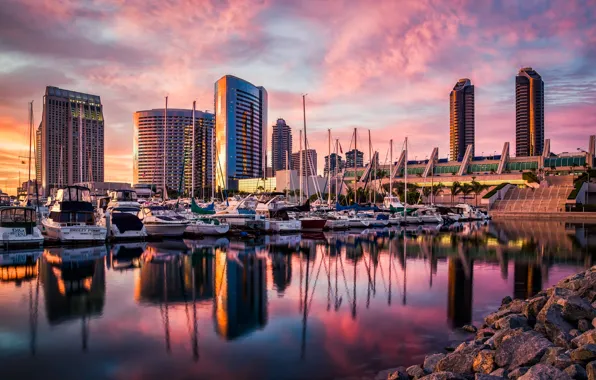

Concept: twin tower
[[449, 67, 545, 161]]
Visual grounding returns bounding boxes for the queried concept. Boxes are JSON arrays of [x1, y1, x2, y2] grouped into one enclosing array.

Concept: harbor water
[[1, 220, 595, 379]]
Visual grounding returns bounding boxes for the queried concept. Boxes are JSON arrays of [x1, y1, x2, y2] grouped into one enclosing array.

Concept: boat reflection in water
[[1, 220, 595, 380]]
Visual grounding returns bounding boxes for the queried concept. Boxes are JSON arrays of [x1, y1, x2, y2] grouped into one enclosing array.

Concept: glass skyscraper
[[215, 75, 268, 191], [516, 67, 544, 157], [271, 118, 292, 175], [449, 78, 475, 162]]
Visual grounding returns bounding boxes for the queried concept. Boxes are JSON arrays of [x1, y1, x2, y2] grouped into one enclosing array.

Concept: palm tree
[[431, 182, 444, 203], [470, 181, 487, 207], [422, 186, 432, 203], [449, 181, 461, 205], [460, 183, 474, 205]]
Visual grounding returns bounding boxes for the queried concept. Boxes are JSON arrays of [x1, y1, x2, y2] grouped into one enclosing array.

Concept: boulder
[[486, 328, 525, 350], [572, 330, 582, 338], [557, 273, 586, 291], [572, 330, 596, 348], [502, 296, 513, 305], [587, 361, 596, 380], [490, 368, 508, 377], [495, 314, 529, 330], [375, 367, 408, 380], [517, 364, 572, 379], [418, 372, 466, 380], [423, 353, 446, 373], [564, 364, 587, 380], [580, 320, 592, 333], [557, 295, 596, 322], [592, 318, 596, 329], [570, 344, 596, 363], [486, 309, 517, 327], [436, 344, 484, 374], [535, 300, 574, 347], [507, 367, 529, 379], [476, 328, 496, 339], [463, 325, 478, 333], [475, 375, 502, 380], [540, 347, 572, 369], [473, 349, 495, 374], [522, 296, 548, 324], [406, 365, 427, 379], [495, 330, 554, 370]]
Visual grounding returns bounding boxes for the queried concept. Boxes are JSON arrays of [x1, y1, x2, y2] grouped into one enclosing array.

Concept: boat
[[299, 216, 328, 232], [41, 186, 107, 243], [137, 205, 189, 237], [0, 206, 44, 249], [98, 190, 147, 240], [453, 203, 487, 221], [413, 207, 444, 224], [382, 196, 403, 210], [0, 193, 11, 206], [185, 217, 230, 235]]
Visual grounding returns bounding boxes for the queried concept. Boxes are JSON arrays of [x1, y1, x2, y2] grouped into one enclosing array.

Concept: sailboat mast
[[79, 103, 83, 183], [389, 139, 393, 200], [285, 150, 289, 200], [163, 96, 168, 200], [404, 137, 408, 212], [191, 100, 196, 199], [353, 128, 357, 203], [327, 129, 331, 206], [335, 139, 339, 204], [368, 130, 372, 203], [299, 129, 303, 203], [28, 101, 33, 186], [302, 94, 309, 201]]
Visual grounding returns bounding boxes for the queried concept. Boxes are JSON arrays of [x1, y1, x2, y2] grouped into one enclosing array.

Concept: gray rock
[[592, 318, 596, 329], [418, 372, 466, 380], [517, 364, 572, 379], [463, 325, 478, 333], [535, 299, 574, 348], [570, 344, 596, 363], [495, 330, 554, 370], [476, 375, 502, 380], [495, 314, 529, 330], [564, 364, 587, 380], [490, 368, 508, 377], [424, 353, 446, 373], [486, 309, 517, 327], [572, 329, 582, 338], [486, 328, 526, 350], [473, 349, 496, 374], [502, 296, 513, 305], [572, 330, 596, 348], [586, 361, 596, 380], [557, 273, 587, 291], [406, 365, 427, 379], [375, 367, 408, 380], [579, 320, 591, 333], [436, 344, 483, 374], [540, 346, 572, 369], [557, 295, 596, 322], [477, 328, 497, 339], [522, 296, 548, 323], [507, 367, 529, 379]]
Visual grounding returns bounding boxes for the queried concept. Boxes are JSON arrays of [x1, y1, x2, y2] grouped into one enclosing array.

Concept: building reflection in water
[[513, 262, 543, 299], [271, 252, 292, 296], [214, 245, 268, 340], [447, 256, 473, 328], [0, 250, 42, 286]]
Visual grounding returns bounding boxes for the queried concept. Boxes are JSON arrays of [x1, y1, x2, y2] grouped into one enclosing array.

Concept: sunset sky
[[0, 0, 595, 194]]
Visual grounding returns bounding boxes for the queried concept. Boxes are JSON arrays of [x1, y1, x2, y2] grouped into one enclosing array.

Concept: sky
[[0, 0, 595, 194]]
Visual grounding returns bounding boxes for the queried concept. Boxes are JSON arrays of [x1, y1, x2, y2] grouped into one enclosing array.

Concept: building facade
[[449, 78, 475, 161], [291, 149, 317, 177], [271, 118, 292, 175], [345, 149, 364, 168], [516, 67, 544, 157], [39, 86, 104, 195], [215, 75, 268, 191], [133, 108, 214, 197], [324, 153, 344, 176]]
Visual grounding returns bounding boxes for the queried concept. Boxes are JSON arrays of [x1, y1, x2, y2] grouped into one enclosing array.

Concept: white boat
[[454, 204, 487, 221], [0, 206, 44, 249], [383, 196, 404, 210], [185, 218, 230, 235], [41, 186, 107, 243], [324, 218, 350, 230], [413, 207, 444, 224], [98, 190, 147, 240], [137, 206, 189, 237], [270, 219, 301, 232]]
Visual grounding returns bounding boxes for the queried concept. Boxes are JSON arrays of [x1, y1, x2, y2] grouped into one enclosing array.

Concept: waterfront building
[[291, 149, 317, 177], [449, 78, 475, 161], [215, 75, 268, 191], [271, 118, 292, 175], [516, 67, 545, 157], [133, 108, 214, 197], [39, 86, 104, 195], [447, 257, 473, 328], [345, 149, 364, 168], [324, 153, 344, 176]]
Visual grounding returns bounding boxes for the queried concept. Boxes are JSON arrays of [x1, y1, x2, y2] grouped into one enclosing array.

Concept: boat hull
[[270, 220, 301, 232], [0, 226, 44, 249], [185, 222, 230, 235], [144, 223, 188, 237], [42, 221, 107, 242], [300, 219, 327, 232]]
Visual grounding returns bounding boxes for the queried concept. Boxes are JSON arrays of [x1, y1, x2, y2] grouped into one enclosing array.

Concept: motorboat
[[0, 193, 11, 206], [41, 186, 107, 243], [357, 212, 390, 228], [98, 190, 147, 240], [382, 196, 403, 210], [185, 217, 230, 235], [412, 207, 444, 224], [298, 216, 328, 232], [0, 206, 44, 249], [454, 204, 487, 221], [137, 206, 189, 237]]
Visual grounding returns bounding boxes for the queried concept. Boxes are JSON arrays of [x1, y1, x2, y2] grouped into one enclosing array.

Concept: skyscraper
[[39, 86, 104, 195], [215, 75, 268, 191], [291, 149, 317, 177], [516, 67, 544, 157], [324, 153, 344, 176], [271, 118, 292, 175], [345, 149, 364, 168], [133, 108, 214, 196], [449, 78, 475, 161]]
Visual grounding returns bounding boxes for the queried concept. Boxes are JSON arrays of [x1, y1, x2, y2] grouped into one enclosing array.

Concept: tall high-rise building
[[449, 78, 475, 161], [345, 149, 364, 168], [516, 67, 544, 157], [324, 153, 344, 176], [35, 126, 41, 183], [271, 118, 292, 175], [40, 86, 104, 195], [133, 108, 214, 196], [215, 75, 268, 191], [291, 149, 317, 177]]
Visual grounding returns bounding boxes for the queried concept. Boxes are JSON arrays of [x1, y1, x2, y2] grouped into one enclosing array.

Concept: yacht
[[41, 186, 107, 243], [98, 190, 147, 240], [413, 207, 444, 224], [185, 217, 230, 235], [0, 206, 44, 249], [454, 204, 487, 221], [382, 196, 403, 210], [137, 205, 189, 237]]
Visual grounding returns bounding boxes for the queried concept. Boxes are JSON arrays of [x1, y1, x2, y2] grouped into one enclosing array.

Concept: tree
[[431, 182, 444, 201], [470, 181, 487, 207], [460, 183, 474, 205], [449, 181, 461, 205], [422, 186, 432, 203]]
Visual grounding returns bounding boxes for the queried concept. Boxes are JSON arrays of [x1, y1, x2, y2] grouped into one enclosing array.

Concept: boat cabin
[[0, 207, 37, 233], [49, 186, 95, 225], [110, 190, 138, 203], [0, 193, 11, 207]]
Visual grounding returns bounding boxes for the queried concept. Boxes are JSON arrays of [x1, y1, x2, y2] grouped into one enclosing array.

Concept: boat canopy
[[110, 190, 138, 202], [190, 199, 215, 214], [55, 186, 92, 203], [0, 207, 36, 225]]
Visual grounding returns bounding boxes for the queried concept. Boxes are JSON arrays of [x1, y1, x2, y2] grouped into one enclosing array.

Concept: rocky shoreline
[[375, 266, 596, 380]]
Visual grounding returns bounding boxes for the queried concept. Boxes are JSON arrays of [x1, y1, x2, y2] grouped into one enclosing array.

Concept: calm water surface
[[1, 220, 595, 380]]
